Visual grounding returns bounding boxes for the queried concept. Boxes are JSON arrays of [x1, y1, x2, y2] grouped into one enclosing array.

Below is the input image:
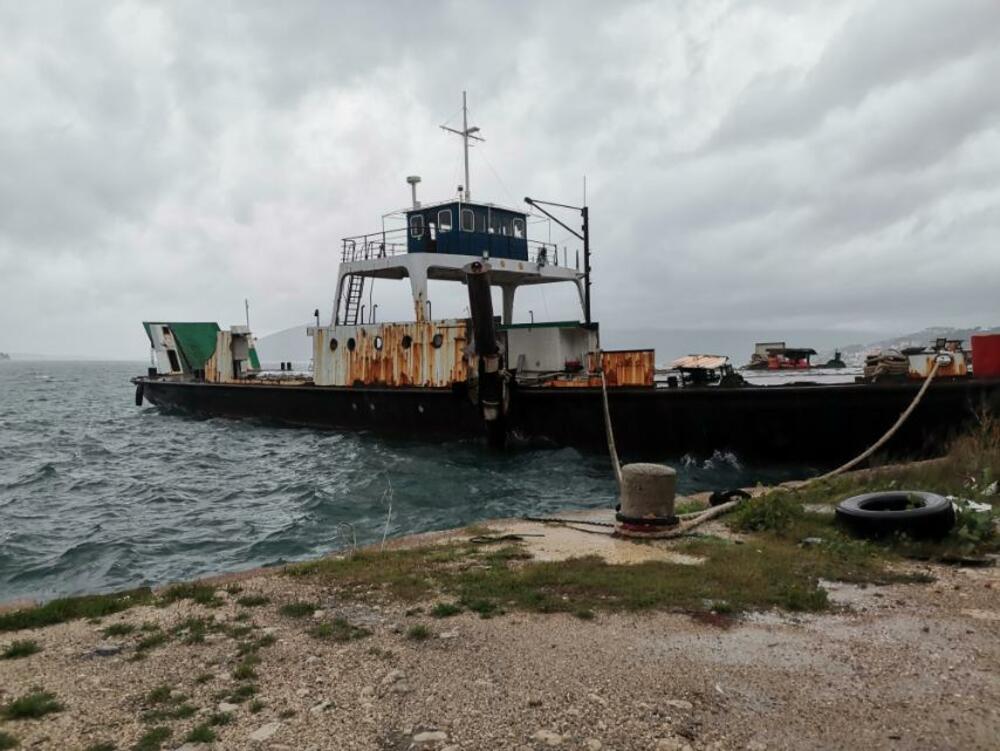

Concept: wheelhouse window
[[409, 214, 424, 238], [438, 209, 452, 232], [513, 218, 525, 239], [461, 208, 475, 232]]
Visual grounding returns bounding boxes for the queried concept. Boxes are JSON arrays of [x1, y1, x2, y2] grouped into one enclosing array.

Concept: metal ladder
[[343, 274, 365, 325]]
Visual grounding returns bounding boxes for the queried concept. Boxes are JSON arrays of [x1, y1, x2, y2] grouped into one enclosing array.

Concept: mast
[[440, 91, 484, 200]]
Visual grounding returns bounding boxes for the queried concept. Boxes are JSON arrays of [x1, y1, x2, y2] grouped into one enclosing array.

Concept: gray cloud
[[0, 0, 997, 358]]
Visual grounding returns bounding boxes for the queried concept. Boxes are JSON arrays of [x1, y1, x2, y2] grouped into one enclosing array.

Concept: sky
[[1, 0, 999, 359]]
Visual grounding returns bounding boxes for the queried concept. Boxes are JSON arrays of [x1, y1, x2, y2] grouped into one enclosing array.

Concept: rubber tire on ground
[[835, 491, 955, 540], [134, 383, 144, 406]]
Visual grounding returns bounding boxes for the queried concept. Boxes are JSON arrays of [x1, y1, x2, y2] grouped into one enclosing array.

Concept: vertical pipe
[[582, 206, 591, 325]]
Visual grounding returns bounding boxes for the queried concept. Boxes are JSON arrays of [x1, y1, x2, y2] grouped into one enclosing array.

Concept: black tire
[[835, 491, 955, 539], [135, 383, 144, 406]]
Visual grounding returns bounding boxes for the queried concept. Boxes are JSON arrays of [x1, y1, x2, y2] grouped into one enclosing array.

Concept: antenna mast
[[440, 91, 484, 200]]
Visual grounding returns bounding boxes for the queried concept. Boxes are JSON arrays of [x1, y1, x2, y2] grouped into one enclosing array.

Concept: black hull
[[136, 376, 1000, 464]]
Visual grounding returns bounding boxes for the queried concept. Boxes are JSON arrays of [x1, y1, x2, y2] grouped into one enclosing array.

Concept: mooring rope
[[531, 358, 947, 540], [600, 372, 623, 489], [810, 358, 942, 483]]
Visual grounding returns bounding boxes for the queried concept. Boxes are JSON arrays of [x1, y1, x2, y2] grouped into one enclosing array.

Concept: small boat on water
[[133, 95, 1000, 464]]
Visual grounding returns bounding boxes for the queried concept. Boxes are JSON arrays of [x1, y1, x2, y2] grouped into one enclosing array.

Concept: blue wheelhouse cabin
[[406, 201, 528, 260]]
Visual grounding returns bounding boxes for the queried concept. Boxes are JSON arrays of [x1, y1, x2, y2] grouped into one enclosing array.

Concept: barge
[[133, 96, 1000, 464]]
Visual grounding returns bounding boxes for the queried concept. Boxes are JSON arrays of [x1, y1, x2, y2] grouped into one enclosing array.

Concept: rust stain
[[339, 321, 469, 388], [601, 349, 654, 387]]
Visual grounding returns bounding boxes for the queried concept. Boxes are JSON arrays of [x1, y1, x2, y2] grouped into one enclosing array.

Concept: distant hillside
[[830, 325, 1000, 365], [256, 323, 314, 364]]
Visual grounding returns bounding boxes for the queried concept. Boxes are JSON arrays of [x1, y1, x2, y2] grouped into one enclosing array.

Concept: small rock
[[382, 669, 407, 685], [439, 631, 459, 640], [218, 702, 239, 713], [412, 730, 448, 746], [587, 693, 607, 706], [584, 740, 602, 751], [296, 688, 310, 697], [312, 610, 325, 619], [800, 537, 824, 547], [249, 722, 282, 742], [93, 642, 122, 657], [531, 730, 564, 746], [310, 700, 332, 713], [261, 627, 279, 636], [664, 700, 693, 711], [305, 655, 320, 664], [527, 698, 543, 708], [360, 686, 376, 699], [391, 682, 413, 694]]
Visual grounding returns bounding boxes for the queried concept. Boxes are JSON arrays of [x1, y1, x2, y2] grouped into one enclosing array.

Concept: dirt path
[[1, 523, 998, 751]]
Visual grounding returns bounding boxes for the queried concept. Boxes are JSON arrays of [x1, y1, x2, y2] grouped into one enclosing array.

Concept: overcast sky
[[2, 0, 998, 358]]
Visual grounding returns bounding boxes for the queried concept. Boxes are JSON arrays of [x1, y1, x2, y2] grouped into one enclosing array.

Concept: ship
[[133, 95, 1000, 464]]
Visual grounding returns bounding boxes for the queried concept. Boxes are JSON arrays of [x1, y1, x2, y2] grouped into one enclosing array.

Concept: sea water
[[0, 361, 810, 603]]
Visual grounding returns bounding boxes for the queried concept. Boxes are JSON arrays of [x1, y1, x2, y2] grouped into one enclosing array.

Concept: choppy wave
[[0, 361, 808, 603]]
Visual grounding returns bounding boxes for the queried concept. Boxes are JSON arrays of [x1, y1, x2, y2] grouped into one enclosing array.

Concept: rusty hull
[[311, 320, 471, 387]]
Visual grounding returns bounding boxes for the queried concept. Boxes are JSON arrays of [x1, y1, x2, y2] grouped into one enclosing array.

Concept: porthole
[[374, 335, 384, 351], [431, 333, 444, 349], [347, 337, 356, 352], [329, 338, 338, 351], [401, 335, 413, 349]]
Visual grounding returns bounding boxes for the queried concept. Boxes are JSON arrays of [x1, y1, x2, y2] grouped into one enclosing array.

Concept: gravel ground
[[1, 530, 998, 750]]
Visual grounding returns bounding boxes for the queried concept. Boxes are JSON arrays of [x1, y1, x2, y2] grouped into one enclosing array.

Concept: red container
[[971, 334, 1000, 377]]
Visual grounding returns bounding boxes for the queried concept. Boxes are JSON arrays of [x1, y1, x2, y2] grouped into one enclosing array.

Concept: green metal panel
[[143, 322, 220, 370], [249, 347, 261, 370]]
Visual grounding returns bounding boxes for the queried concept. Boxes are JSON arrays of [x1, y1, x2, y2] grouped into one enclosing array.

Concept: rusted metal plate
[[907, 352, 969, 379], [602, 349, 655, 387], [311, 320, 470, 387], [670, 355, 729, 370]]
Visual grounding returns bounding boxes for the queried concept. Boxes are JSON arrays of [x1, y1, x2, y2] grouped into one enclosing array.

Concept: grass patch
[[249, 699, 265, 713], [145, 685, 175, 704], [1, 691, 63, 720], [194, 672, 214, 684], [102, 622, 135, 637], [209, 711, 233, 726], [1, 640, 41, 660], [84, 744, 115, 751], [172, 616, 215, 645], [278, 601, 317, 618], [309, 618, 371, 643], [0, 587, 152, 633], [235, 594, 270, 608], [132, 727, 170, 751], [574, 609, 596, 620], [184, 724, 216, 743], [136, 631, 168, 652], [226, 684, 257, 704], [159, 583, 222, 608], [406, 624, 432, 641], [236, 633, 276, 656], [225, 583, 243, 595], [233, 658, 258, 681], [278, 708, 296, 719], [429, 602, 462, 618], [0, 732, 17, 750]]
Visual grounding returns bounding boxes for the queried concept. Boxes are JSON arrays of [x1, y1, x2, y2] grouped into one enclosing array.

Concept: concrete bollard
[[616, 463, 678, 534]]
